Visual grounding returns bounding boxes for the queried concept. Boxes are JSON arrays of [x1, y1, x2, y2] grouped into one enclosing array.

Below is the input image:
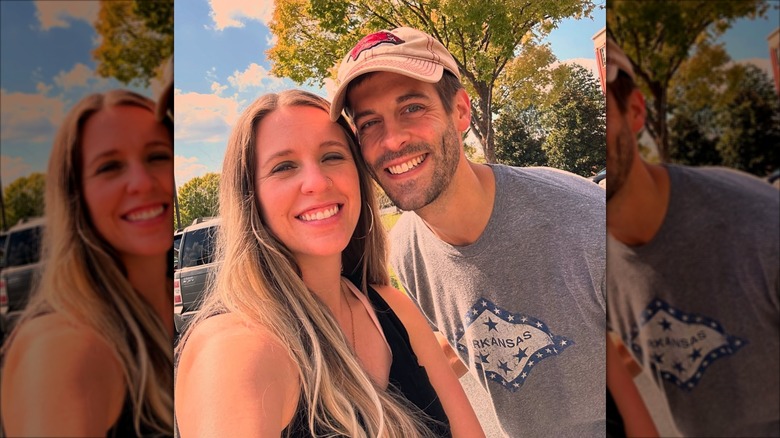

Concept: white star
[[521, 372, 527, 378], [528, 361, 534, 366], [696, 317, 703, 322], [735, 340, 741, 346], [481, 301, 488, 307], [669, 309, 676, 314], [545, 348, 552, 354], [535, 322, 543, 328], [553, 348, 558, 353], [507, 315, 514, 321], [513, 383, 520, 388], [472, 309, 479, 315], [682, 315, 689, 321], [560, 340, 567, 346], [493, 308, 501, 315], [521, 317, 528, 323], [489, 373, 496, 379], [711, 322, 717, 328], [536, 353, 543, 358]]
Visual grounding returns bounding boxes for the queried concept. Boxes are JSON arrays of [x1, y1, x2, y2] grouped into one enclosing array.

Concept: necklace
[[341, 280, 357, 355]]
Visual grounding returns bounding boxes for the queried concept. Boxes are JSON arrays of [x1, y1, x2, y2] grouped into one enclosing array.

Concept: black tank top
[[283, 282, 452, 437]]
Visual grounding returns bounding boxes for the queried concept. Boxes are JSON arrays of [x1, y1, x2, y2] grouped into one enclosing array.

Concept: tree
[[269, 0, 596, 163], [667, 113, 722, 167], [92, 0, 174, 87], [715, 65, 780, 176], [3, 173, 45, 229], [177, 173, 220, 227], [494, 104, 547, 167], [607, 0, 767, 162], [540, 64, 605, 176]]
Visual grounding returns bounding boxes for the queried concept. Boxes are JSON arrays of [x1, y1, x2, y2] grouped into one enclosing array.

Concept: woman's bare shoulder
[[175, 313, 301, 436], [1, 313, 126, 436]]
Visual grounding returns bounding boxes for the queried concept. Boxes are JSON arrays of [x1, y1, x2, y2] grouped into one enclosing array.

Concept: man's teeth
[[299, 205, 339, 222], [388, 155, 424, 175], [126, 205, 164, 221]]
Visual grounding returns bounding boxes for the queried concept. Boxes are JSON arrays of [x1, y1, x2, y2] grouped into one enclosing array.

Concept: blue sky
[[2, 1, 776, 190], [0, 1, 159, 189], [172, 1, 608, 187]]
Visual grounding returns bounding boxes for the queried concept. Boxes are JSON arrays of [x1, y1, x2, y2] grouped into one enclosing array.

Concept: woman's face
[[81, 104, 174, 260], [255, 105, 361, 262]]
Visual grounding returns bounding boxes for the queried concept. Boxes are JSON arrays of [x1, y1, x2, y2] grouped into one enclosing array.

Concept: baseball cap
[[330, 27, 460, 121], [606, 38, 635, 83]]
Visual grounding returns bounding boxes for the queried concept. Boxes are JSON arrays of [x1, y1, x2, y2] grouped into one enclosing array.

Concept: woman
[[175, 90, 484, 437], [0, 90, 175, 437]]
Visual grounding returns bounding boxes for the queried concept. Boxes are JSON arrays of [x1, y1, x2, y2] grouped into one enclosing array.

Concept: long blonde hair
[[4, 90, 174, 436], [177, 90, 435, 437]]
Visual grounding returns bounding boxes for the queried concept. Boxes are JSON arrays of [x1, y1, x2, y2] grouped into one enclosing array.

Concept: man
[[330, 27, 606, 437], [605, 38, 779, 436]]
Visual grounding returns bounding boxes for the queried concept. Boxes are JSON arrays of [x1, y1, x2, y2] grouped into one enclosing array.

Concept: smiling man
[[605, 38, 779, 437], [330, 27, 606, 437]]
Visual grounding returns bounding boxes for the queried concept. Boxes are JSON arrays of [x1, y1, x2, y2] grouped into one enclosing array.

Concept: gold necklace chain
[[341, 281, 357, 355]]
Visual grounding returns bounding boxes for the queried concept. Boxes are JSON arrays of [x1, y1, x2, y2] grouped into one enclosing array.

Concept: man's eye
[[404, 104, 423, 114], [359, 120, 379, 132]]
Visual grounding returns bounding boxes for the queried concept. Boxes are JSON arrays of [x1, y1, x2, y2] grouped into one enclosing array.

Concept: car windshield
[[180, 227, 217, 268], [5, 226, 43, 268]]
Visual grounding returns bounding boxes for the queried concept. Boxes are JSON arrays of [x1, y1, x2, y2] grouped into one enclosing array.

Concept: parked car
[[0, 217, 45, 340], [173, 218, 220, 336], [173, 228, 184, 273], [591, 167, 606, 185], [0, 231, 7, 269]]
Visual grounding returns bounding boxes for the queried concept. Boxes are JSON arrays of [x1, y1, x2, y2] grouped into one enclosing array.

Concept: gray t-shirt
[[608, 165, 780, 437], [390, 164, 606, 437]]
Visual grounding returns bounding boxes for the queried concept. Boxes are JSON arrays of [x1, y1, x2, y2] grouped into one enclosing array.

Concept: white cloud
[[227, 63, 285, 92], [0, 89, 65, 143], [36, 82, 52, 95], [211, 81, 228, 96], [207, 0, 275, 31], [174, 89, 241, 143], [175, 155, 210, 187], [53, 63, 93, 91], [1, 156, 34, 188], [34, 1, 99, 31]]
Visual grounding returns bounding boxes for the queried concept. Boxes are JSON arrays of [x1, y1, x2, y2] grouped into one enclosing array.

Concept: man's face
[[346, 72, 463, 212], [606, 89, 638, 202]]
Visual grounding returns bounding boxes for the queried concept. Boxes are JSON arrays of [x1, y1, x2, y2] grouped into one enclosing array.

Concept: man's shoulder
[[491, 164, 604, 202], [672, 165, 778, 199]]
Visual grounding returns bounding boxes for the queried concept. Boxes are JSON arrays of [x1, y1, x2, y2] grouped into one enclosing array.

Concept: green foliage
[[92, 0, 173, 87], [177, 173, 220, 227], [715, 65, 780, 176], [540, 64, 606, 176], [3, 173, 45, 229], [269, 0, 596, 163], [668, 113, 722, 167], [608, 0, 768, 161], [494, 104, 547, 167]]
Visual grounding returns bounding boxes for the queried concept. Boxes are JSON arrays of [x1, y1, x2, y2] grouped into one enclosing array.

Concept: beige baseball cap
[[330, 27, 460, 121], [606, 38, 635, 83]]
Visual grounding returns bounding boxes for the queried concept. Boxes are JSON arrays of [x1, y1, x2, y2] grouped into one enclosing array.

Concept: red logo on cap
[[349, 31, 405, 61]]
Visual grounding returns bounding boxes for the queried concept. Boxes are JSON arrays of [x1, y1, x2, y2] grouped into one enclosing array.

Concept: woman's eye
[[96, 161, 121, 174], [149, 152, 173, 162], [271, 162, 295, 173], [323, 153, 345, 162]]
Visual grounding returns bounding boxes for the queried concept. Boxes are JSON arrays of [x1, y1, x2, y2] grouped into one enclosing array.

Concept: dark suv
[[173, 218, 219, 335], [0, 217, 45, 340]]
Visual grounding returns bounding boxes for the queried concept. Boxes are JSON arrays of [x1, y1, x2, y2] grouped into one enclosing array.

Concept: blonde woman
[[175, 90, 484, 437], [0, 90, 174, 437]]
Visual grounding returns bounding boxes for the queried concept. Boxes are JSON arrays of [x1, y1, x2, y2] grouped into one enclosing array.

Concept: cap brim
[[330, 56, 444, 121]]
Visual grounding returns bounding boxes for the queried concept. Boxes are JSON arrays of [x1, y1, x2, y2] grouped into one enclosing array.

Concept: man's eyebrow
[[353, 92, 431, 123]]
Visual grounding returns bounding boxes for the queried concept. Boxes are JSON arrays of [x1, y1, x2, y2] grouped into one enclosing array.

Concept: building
[[768, 27, 780, 95], [593, 27, 607, 94]]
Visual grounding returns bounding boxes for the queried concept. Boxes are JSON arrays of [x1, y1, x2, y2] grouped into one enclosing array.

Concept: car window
[[180, 226, 217, 268], [5, 226, 43, 267], [0, 234, 7, 269]]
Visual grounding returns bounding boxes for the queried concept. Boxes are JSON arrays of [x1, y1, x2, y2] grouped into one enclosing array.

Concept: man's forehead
[[347, 72, 435, 109]]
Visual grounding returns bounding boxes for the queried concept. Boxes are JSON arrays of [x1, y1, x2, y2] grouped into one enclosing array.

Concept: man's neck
[[607, 162, 671, 246], [416, 160, 496, 246]]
